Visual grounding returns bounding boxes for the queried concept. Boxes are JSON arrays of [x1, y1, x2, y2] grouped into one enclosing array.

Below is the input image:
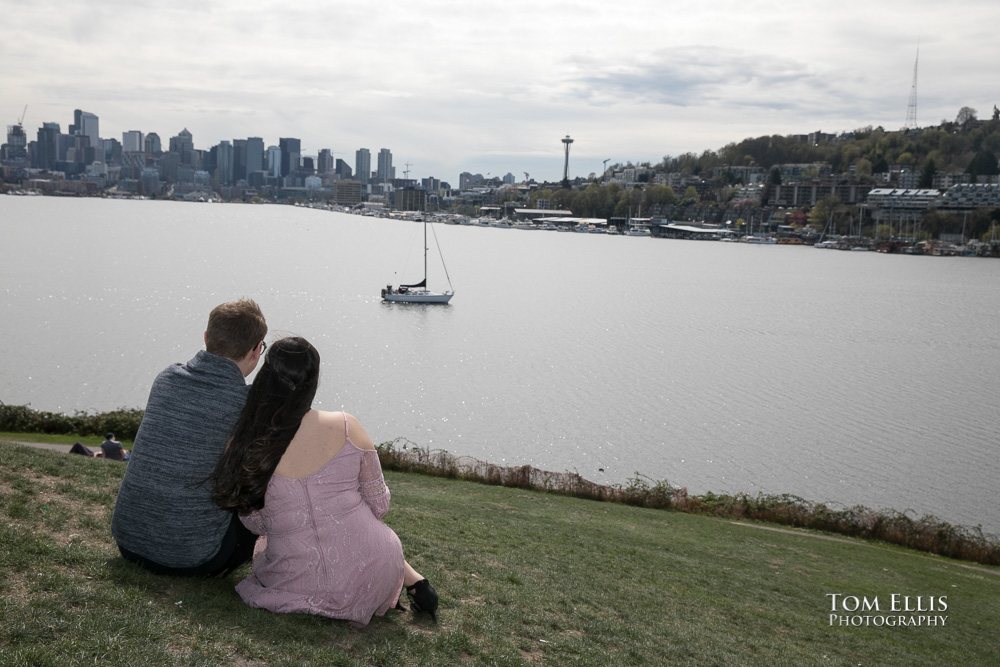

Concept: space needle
[[561, 135, 574, 182]]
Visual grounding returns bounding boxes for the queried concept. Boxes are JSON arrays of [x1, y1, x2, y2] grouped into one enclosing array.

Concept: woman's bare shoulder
[[343, 412, 376, 451]]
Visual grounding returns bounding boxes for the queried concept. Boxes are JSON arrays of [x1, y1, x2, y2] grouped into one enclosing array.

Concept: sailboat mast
[[423, 217, 428, 285]]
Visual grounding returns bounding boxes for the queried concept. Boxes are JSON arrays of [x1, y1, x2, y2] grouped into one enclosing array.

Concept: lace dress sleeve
[[240, 509, 266, 535], [359, 449, 391, 519]]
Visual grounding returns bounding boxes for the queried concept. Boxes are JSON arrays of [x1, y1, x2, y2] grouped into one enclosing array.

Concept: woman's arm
[[343, 412, 391, 518], [240, 509, 266, 535], [359, 448, 391, 519]]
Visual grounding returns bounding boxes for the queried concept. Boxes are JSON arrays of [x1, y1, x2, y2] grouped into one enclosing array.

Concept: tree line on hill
[[517, 106, 1000, 229]]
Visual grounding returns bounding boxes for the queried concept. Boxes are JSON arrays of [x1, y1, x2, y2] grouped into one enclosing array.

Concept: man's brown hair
[[205, 299, 267, 361]]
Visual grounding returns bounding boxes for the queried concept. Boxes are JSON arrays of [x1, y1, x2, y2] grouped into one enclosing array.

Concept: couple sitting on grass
[[110, 299, 438, 627]]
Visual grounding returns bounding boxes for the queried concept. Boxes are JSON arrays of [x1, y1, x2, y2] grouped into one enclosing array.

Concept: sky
[[2, 0, 998, 185]]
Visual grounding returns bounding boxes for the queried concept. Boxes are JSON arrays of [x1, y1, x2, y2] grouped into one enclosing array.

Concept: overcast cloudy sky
[[2, 0, 996, 184]]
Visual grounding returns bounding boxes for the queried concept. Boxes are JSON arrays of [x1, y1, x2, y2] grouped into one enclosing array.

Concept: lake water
[[2, 195, 998, 533]]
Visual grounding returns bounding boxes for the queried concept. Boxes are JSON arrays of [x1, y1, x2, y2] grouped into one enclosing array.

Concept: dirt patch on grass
[[0, 473, 112, 552], [1, 574, 32, 605]]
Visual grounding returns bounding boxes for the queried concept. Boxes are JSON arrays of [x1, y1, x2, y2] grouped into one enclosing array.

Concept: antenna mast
[[905, 43, 919, 129]]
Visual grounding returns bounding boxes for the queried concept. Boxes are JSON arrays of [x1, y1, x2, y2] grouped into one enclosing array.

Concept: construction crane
[[523, 172, 529, 183], [403, 162, 414, 179], [18, 104, 27, 126]]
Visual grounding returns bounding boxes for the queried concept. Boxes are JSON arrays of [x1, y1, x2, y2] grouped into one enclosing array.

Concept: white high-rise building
[[122, 131, 143, 153]]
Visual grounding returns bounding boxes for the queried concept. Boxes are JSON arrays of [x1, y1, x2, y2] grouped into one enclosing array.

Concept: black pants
[[118, 512, 257, 578]]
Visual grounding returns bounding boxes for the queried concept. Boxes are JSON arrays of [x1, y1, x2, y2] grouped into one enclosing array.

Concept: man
[[101, 432, 129, 461], [111, 299, 267, 577]]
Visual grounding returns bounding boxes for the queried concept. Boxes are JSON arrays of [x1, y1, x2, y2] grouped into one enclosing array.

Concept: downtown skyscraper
[[355, 148, 370, 185], [377, 148, 393, 181]]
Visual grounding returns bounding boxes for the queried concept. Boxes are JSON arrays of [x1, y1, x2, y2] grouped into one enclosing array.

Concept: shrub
[[375, 437, 1000, 567], [0, 402, 144, 440]]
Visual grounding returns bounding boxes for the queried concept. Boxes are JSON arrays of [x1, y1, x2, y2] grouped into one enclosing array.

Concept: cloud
[[3, 0, 999, 182]]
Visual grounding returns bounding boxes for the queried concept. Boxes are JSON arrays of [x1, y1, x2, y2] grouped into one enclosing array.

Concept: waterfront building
[[935, 183, 1000, 211], [330, 180, 361, 205], [355, 148, 370, 185], [396, 187, 426, 212], [85, 160, 108, 189], [865, 188, 941, 222], [766, 179, 870, 208]]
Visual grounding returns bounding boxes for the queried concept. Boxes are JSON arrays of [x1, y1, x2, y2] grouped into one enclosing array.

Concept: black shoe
[[406, 578, 438, 622]]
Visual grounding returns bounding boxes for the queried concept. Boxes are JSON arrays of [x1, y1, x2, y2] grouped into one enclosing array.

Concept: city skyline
[[2, 1, 997, 183]]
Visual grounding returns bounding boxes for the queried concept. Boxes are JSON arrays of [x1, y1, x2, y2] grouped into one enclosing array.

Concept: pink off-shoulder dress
[[236, 416, 405, 628]]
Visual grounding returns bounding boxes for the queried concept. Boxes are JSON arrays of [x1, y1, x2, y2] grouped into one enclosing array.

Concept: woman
[[211, 336, 438, 627]]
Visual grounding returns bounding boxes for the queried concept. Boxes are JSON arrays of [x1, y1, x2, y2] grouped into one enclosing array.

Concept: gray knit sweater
[[111, 350, 249, 568]]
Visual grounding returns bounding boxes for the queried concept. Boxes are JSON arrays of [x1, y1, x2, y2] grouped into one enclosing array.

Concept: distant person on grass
[[100, 432, 129, 461], [111, 299, 267, 578], [210, 336, 439, 626]]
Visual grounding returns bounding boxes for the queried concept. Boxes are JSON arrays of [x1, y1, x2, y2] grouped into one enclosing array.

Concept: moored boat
[[382, 217, 454, 304]]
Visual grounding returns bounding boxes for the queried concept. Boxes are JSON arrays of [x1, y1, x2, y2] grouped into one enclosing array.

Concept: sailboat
[[381, 216, 454, 304]]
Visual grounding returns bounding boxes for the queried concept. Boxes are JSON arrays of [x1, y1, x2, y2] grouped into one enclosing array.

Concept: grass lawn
[[2, 440, 998, 666]]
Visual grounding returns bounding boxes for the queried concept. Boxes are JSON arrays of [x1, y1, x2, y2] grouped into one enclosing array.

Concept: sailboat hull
[[382, 290, 453, 304]]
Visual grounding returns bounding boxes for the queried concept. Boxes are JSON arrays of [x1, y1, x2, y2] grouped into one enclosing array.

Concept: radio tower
[[905, 44, 919, 129], [561, 135, 574, 183]]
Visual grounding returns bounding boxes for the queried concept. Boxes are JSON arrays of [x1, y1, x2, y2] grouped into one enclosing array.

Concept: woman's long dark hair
[[211, 336, 320, 513]]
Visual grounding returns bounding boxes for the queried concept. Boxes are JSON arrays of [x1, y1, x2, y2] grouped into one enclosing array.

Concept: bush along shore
[[0, 401, 143, 441], [3, 401, 998, 566], [375, 439, 1000, 567]]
